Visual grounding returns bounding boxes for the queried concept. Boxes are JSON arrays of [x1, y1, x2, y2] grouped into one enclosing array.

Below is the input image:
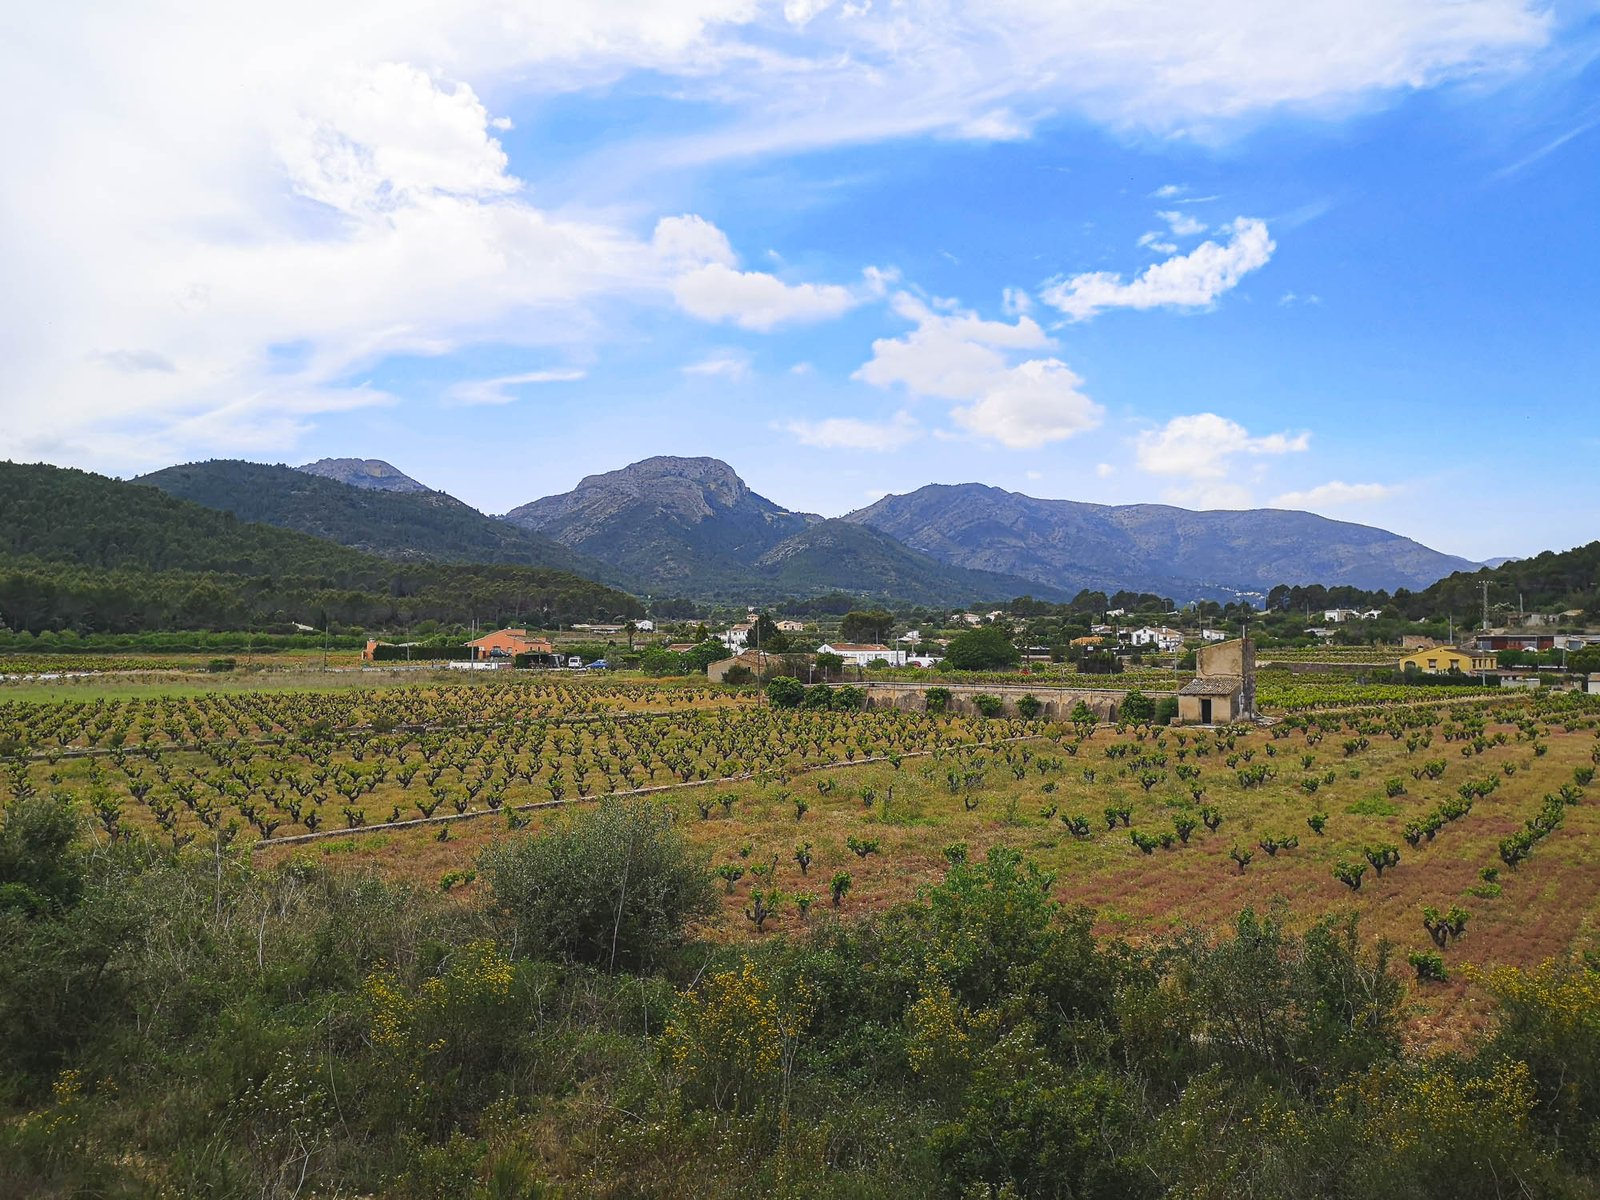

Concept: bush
[[479, 797, 715, 971], [1016, 694, 1043, 719], [972, 693, 1005, 718], [765, 675, 805, 708], [1119, 690, 1156, 725], [831, 685, 866, 711], [924, 686, 953, 714], [945, 627, 1020, 671], [1154, 696, 1180, 726]]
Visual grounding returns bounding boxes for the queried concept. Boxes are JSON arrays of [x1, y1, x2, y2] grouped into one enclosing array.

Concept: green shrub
[[972, 693, 1005, 718], [479, 796, 715, 971], [765, 675, 805, 708]]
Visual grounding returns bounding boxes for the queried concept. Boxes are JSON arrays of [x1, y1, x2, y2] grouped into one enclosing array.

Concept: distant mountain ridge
[[136, 460, 618, 583], [842, 482, 1480, 599], [297, 458, 429, 493], [498, 456, 1064, 605]]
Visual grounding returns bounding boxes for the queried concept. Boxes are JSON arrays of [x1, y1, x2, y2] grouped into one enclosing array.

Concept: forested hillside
[[0, 463, 641, 633], [138, 460, 616, 581], [1264, 540, 1599, 622]]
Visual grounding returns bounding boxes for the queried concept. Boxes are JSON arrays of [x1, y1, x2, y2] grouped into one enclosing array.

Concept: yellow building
[[1399, 645, 1497, 674]]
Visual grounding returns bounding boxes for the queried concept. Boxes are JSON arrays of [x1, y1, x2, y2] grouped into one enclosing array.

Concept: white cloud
[[1158, 210, 1207, 237], [446, 369, 587, 405], [1272, 480, 1396, 507], [780, 410, 920, 450], [1137, 232, 1178, 254], [682, 351, 752, 382], [949, 359, 1099, 449], [1136, 413, 1310, 479], [671, 264, 862, 330], [1152, 183, 1186, 199], [652, 215, 738, 269], [0, 1, 1554, 467], [1164, 481, 1255, 510], [1095, 462, 1115, 478], [1044, 218, 1276, 320], [856, 293, 1103, 449]]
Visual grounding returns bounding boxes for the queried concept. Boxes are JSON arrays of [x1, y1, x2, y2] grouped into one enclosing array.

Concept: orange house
[[466, 628, 556, 661]]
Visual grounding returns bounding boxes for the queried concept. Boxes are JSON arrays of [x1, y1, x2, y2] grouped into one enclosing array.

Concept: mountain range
[[845, 483, 1479, 597], [119, 453, 1488, 607]]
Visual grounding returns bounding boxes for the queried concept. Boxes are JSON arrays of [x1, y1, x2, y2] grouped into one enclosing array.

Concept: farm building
[[1175, 637, 1255, 726], [1400, 646, 1498, 674], [707, 649, 781, 683]]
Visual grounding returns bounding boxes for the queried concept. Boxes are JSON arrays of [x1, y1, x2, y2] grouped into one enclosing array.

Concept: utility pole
[[1482, 581, 1490, 633]]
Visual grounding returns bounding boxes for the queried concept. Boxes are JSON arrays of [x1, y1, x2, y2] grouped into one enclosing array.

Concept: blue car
[[585, 659, 609, 670]]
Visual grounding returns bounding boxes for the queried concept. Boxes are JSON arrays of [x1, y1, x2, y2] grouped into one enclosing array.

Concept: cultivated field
[[6, 671, 1598, 1043]]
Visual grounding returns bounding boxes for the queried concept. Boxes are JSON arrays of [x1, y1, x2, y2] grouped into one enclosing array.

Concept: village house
[[1399, 645, 1499, 674], [816, 642, 907, 667], [775, 619, 807, 633], [719, 622, 755, 650], [1126, 625, 1185, 652], [1401, 635, 1439, 650], [465, 628, 556, 662]]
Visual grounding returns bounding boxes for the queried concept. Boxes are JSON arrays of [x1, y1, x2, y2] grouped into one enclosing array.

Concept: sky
[[2, 2, 1598, 563]]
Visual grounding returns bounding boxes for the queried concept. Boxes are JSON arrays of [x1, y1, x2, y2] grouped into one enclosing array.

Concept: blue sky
[[3, 2, 1598, 562]]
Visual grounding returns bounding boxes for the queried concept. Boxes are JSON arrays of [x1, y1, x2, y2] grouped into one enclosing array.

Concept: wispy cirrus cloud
[[1272, 480, 1396, 508], [445, 369, 587, 406]]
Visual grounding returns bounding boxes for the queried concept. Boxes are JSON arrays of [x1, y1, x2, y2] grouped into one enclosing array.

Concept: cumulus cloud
[[855, 294, 1103, 449], [1272, 480, 1396, 507], [1158, 210, 1207, 237], [780, 410, 920, 450], [1044, 218, 1275, 320], [445, 369, 586, 406], [1136, 412, 1309, 479], [671, 264, 863, 330], [654, 213, 873, 330]]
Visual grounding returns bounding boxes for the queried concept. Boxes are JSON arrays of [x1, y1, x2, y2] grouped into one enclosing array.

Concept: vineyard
[[6, 668, 1600, 1196], [221, 682, 1598, 1027], [6, 672, 1596, 1035]]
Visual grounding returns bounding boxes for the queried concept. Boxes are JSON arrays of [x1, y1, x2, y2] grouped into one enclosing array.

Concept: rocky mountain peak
[[297, 458, 429, 494]]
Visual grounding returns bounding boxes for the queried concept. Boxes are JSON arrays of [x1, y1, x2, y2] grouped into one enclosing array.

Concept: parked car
[[566, 655, 583, 668], [585, 659, 609, 670]]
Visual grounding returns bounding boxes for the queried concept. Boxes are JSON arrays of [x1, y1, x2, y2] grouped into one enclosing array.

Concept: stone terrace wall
[[857, 682, 1167, 721]]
